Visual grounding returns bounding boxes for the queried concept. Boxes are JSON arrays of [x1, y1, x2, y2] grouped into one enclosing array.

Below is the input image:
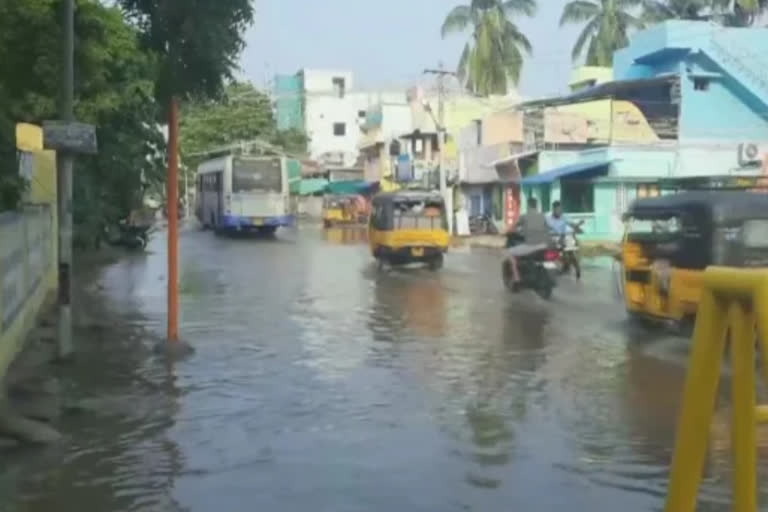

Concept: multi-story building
[[487, 21, 768, 241], [273, 69, 405, 171]]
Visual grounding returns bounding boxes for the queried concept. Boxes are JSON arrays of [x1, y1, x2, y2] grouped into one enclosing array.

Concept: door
[[469, 192, 482, 217]]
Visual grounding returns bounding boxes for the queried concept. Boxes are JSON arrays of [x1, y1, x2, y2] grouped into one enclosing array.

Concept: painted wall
[[613, 21, 768, 144], [0, 124, 58, 380], [304, 92, 369, 164], [481, 110, 524, 145], [569, 66, 613, 91], [274, 74, 303, 131], [300, 69, 355, 93], [679, 52, 768, 142], [545, 100, 660, 143]]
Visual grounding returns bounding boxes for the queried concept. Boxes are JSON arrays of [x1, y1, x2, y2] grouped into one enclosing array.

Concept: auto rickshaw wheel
[[428, 254, 444, 271]]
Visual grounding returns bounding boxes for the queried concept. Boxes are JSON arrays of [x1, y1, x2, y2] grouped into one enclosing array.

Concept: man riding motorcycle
[[505, 197, 552, 285], [547, 200, 583, 280]]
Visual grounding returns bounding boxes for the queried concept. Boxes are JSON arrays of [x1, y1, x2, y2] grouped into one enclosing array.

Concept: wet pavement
[[0, 225, 763, 511]]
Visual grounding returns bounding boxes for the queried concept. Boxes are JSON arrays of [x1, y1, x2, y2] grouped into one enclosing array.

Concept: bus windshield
[[232, 158, 282, 193]]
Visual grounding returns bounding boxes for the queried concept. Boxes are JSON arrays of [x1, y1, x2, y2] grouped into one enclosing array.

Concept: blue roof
[[521, 160, 612, 185]]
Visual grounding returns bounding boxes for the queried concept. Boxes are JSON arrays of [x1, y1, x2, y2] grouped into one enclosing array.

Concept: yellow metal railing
[[665, 267, 768, 512]]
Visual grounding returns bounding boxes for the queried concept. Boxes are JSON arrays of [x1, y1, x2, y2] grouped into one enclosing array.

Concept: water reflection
[[0, 264, 187, 512], [322, 226, 368, 245]]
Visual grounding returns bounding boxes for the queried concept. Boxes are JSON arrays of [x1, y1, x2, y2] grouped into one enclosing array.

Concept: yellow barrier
[[665, 267, 768, 512]]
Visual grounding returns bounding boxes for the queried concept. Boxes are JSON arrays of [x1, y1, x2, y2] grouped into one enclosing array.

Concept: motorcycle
[[104, 219, 152, 250], [501, 232, 559, 300], [556, 231, 581, 279]]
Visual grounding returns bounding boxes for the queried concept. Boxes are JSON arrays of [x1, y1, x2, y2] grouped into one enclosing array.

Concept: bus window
[[232, 158, 282, 193]]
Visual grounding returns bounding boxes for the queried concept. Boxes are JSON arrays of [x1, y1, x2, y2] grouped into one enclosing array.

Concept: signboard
[[42, 121, 97, 154]]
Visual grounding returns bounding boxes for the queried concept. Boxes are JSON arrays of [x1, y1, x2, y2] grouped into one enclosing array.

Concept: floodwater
[[1, 225, 764, 511]]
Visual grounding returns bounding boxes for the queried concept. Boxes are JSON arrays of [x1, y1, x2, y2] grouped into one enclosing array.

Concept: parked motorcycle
[[501, 232, 559, 299], [104, 220, 152, 250]]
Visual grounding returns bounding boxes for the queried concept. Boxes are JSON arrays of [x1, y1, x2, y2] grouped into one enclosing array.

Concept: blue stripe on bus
[[219, 215, 294, 228]]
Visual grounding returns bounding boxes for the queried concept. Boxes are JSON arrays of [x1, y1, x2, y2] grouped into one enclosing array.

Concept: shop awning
[[521, 160, 612, 185], [326, 180, 374, 195]]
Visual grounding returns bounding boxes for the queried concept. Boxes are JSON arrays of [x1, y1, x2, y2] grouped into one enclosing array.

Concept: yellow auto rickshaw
[[322, 194, 368, 227], [619, 190, 768, 328], [322, 195, 351, 227], [369, 190, 450, 270]]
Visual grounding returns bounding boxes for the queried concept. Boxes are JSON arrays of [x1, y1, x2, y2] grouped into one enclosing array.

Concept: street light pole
[[57, 0, 75, 358]]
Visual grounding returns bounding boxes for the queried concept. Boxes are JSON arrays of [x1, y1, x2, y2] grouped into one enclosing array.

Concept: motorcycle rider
[[505, 197, 551, 285], [547, 201, 582, 279]]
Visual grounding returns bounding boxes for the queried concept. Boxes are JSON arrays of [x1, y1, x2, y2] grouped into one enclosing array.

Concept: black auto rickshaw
[[619, 190, 768, 328]]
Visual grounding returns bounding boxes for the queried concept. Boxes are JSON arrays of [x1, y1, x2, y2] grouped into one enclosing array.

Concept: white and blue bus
[[196, 154, 293, 234]]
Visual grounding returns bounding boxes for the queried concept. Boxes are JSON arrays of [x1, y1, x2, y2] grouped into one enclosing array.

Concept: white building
[[291, 69, 406, 168]]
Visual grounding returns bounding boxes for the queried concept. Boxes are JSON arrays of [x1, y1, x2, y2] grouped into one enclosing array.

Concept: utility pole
[[57, 0, 75, 358], [424, 62, 457, 234]]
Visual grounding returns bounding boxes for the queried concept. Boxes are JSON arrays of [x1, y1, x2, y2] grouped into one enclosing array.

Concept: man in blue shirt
[[547, 201, 583, 279]]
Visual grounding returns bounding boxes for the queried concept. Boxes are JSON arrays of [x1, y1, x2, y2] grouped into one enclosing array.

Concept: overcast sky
[[239, 0, 585, 98]]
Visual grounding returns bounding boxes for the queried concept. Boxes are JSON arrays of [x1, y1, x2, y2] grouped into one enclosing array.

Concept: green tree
[[0, 0, 164, 247], [560, 0, 644, 66], [118, 0, 255, 105], [180, 81, 308, 178], [441, 0, 536, 96], [641, 0, 714, 21], [725, 0, 768, 25]]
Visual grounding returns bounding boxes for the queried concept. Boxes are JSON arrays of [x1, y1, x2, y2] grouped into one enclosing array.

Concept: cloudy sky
[[239, 0, 585, 98]]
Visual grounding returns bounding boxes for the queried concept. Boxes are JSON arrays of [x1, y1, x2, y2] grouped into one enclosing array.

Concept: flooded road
[[1, 225, 761, 511]]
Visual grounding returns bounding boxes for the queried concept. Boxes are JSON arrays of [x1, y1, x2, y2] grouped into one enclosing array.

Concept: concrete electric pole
[[423, 63, 457, 233], [57, 0, 76, 358]]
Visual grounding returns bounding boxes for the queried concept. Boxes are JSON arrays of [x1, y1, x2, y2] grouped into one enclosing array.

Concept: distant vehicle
[[369, 189, 449, 270], [322, 194, 368, 227], [195, 154, 293, 235]]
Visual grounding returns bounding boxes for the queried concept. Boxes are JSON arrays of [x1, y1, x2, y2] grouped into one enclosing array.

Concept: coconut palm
[[560, 0, 645, 66], [726, 0, 768, 25], [641, 0, 714, 21], [441, 0, 536, 96]]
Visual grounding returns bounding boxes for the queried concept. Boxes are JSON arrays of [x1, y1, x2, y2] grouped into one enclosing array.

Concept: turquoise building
[[518, 21, 768, 241], [274, 74, 304, 132]]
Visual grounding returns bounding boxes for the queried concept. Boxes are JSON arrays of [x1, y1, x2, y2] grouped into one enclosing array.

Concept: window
[[333, 123, 346, 136], [627, 216, 681, 235], [414, 138, 424, 157], [332, 77, 346, 98], [693, 77, 710, 91], [232, 158, 282, 193], [358, 110, 366, 119], [561, 181, 594, 213], [637, 183, 660, 198]]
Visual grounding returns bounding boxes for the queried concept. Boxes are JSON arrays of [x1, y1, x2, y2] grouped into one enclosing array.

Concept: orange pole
[[167, 96, 180, 343]]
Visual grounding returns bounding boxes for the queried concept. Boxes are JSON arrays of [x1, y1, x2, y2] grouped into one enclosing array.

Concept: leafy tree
[[641, 0, 714, 21], [560, 0, 644, 66], [0, 0, 164, 248], [441, 0, 536, 96], [724, 0, 768, 25], [181, 82, 308, 165], [641, 0, 766, 24]]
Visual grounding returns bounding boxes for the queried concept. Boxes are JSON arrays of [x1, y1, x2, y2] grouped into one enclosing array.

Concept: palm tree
[[441, 0, 536, 96], [726, 0, 768, 25], [641, 0, 714, 21], [560, 0, 645, 66]]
